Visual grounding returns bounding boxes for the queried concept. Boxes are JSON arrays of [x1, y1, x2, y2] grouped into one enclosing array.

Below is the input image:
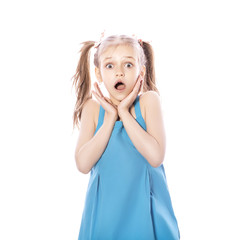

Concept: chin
[[116, 92, 128, 99]]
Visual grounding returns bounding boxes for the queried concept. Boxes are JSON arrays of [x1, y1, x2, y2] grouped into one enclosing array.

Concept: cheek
[[134, 67, 141, 76], [128, 69, 138, 78], [134, 72, 140, 81], [101, 71, 112, 79]]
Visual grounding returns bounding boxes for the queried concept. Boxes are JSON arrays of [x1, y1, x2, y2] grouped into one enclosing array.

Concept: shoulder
[[86, 98, 100, 128], [81, 98, 99, 125], [82, 98, 98, 113], [141, 90, 160, 104], [140, 90, 164, 126], [137, 91, 160, 123], [140, 90, 161, 113]]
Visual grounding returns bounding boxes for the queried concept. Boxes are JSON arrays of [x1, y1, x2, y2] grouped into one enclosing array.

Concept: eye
[[125, 62, 133, 68], [106, 63, 113, 69]]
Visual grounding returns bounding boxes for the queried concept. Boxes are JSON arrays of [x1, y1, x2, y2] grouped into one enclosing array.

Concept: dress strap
[[134, 95, 143, 120], [96, 104, 105, 129]]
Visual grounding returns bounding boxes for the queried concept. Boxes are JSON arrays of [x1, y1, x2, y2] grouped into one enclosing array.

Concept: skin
[[93, 44, 146, 121]]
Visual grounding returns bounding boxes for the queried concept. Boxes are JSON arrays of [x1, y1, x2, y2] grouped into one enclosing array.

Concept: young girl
[[72, 34, 180, 240]]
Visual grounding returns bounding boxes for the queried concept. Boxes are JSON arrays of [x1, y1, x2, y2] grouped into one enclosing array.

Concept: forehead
[[100, 44, 138, 61]]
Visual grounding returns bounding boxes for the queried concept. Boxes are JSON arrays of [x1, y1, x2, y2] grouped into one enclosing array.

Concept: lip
[[114, 87, 126, 92]]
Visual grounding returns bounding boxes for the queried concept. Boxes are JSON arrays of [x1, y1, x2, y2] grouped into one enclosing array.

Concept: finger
[[136, 79, 143, 94], [94, 82, 104, 98], [105, 97, 113, 104], [104, 97, 111, 103], [133, 79, 139, 90], [105, 98, 112, 104], [92, 90, 112, 106], [105, 97, 117, 108], [135, 75, 142, 86], [95, 82, 103, 96], [135, 77, 142, 90], [93, 82, 101, 97], [137, 74, 143, 81], [139, 81, 143, 93], [92, 90, 104, 103]]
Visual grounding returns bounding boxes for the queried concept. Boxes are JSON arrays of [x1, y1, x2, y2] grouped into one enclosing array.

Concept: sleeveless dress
[[78, 95, 180, 240]]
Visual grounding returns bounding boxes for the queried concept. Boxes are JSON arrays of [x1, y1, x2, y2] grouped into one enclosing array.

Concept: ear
[[139, 65, 146, 79], [95, 67, 103, 84]]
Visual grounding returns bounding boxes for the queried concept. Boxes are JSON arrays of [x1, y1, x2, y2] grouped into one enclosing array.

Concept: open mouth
[[114, 81, 126, 90]]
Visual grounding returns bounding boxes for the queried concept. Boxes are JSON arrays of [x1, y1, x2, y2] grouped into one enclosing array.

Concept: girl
[[72, 34, 180, 240]]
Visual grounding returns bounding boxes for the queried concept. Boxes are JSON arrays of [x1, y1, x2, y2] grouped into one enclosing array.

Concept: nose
[[115, 66, 125, 77]]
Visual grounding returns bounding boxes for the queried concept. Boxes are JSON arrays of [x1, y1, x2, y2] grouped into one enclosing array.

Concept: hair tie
[[94, 30, 106, 49], [132, 34, 152, 47], [94, 41, 101, 49], [138, 39, 143, 47]]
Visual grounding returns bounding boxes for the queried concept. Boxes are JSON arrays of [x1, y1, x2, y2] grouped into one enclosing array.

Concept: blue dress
[[78, 95, 180, 240]]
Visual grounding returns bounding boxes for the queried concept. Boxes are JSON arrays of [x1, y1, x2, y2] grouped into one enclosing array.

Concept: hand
[[118, 74, 143, 115], [91, 82, 118, 121]]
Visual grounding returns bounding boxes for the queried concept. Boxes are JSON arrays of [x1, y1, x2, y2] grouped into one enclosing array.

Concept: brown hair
[[71, 34, 160, 130]]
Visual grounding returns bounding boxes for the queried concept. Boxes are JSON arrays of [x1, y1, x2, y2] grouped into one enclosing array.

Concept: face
[[95, 44, 145, 105]]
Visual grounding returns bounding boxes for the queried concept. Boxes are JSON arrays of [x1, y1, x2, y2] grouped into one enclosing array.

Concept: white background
[[0, 0, 239, 239]]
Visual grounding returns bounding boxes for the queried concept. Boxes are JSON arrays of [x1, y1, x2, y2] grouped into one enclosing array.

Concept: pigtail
[[141, 41, 160, 95], [71, 41, 95, 130]]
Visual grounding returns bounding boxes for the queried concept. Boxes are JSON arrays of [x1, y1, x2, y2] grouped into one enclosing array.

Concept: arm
[[75, 101, 116, 174], [119, 91, 166, 168], [76, 117, 115, 174]]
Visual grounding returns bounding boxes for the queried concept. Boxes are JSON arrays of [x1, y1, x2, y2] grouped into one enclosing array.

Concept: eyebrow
[[103, 56, 136, 62]]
